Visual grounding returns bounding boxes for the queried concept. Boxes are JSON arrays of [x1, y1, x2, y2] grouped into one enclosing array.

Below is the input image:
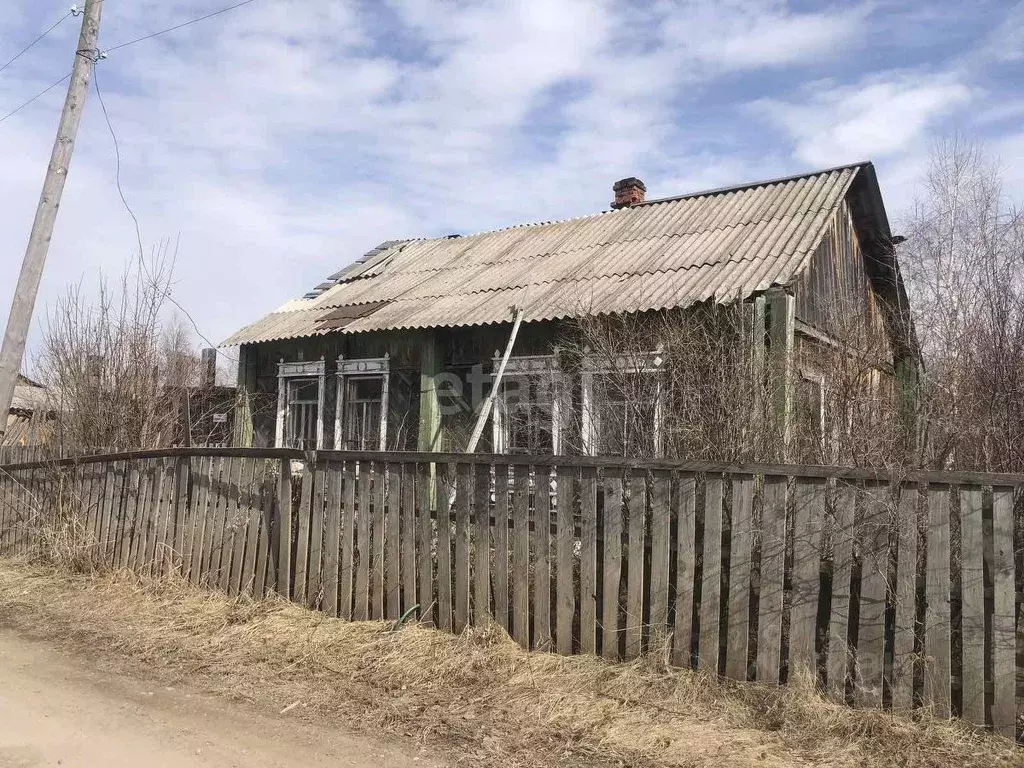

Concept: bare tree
[[36, 241, 202, 451]]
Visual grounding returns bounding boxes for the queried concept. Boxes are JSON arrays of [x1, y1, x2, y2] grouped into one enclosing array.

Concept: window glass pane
[[344, 375, 385, 451], [285, 377, 319, 449], [592, 372, 658, 457], [502, 375, 554, 454]]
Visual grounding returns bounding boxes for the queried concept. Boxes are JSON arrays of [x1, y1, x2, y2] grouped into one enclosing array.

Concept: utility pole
[[0, 0, 103, 440]]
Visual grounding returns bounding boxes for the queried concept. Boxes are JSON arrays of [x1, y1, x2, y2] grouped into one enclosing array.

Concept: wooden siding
[[794, 199, 893, 364]]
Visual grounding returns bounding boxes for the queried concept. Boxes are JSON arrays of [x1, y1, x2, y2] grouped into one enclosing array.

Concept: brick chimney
[[611, 177, 646, 209]]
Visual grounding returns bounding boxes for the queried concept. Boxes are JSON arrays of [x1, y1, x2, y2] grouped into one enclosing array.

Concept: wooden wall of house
[[238, 319, 565, 450], [793, 198, 893, 368]]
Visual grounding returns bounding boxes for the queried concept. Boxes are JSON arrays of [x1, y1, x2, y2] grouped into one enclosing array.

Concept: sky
[[1, 0, 1023, 375]]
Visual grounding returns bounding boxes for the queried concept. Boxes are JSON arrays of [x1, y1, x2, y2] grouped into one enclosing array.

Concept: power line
[[103, 0, 262, 54], [0, 71, 71, 125], [0, 10, 73, 76], [93, 69, 238, 366]]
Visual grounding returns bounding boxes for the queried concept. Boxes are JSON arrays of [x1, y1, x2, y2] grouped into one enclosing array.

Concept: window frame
[[581, 350, 665, 457], [492, 353, 565, 455], [275, 358, 326, 449], [798, 365, 828, 458], [334, 354, 390, 452]]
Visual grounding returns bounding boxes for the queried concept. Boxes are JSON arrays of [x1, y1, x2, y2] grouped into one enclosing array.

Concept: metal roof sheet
[[223, 164, 864, 346]]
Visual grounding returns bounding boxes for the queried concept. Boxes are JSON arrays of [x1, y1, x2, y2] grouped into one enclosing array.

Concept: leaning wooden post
[[275, 457, 293, 599]]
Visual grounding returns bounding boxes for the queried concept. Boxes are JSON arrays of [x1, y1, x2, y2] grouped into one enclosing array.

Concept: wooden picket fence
[[0, 447, 1020, 739]]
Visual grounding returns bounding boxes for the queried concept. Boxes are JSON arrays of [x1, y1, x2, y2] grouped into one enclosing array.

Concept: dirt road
[[0, 629, 438, 768]]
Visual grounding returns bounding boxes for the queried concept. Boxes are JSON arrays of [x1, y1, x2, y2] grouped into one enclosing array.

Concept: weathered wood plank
[[648, 471, 672, 652], [371, 461, 386, 621], [306, 464, 327, 608], [602, 471, 623, 661], [725, 475, 754, 680], [322, 462, 343, 615], [699, 477, 724, 673], [533, 467, 551, 650], [119, 462, 141, 570], [186, 457, 211, 584], [578, 466, 598, 655], [293, 460, 315, 605], [203, 457, 229, 586], [218, 457, 244, 591], [625, 472, 647, 660], [239, 459, 267, 596], [511, 463, 530, 647], [827, 482, 855, 700], [415, 463, 433, 625], [157, 457, 179, 575], [385, 463, 402, 620], [354, 465, 372, 621], [923, 484, 952, 718], [98, 462, 118, 567], [990, 486, 1016, 739], [672, 475, 697, 668], [756, 476, 787, 683], [891, 484, 918, 711], [454, 462, 471, 633], [276, 457, 293, 599], [129, 461, 153, 572], [472, 463, 491, 623], [435, 463, 453, 633], [789, 477, 825, 680], [228, 458, 256, 596], [401, 463, 417, 616], [958, 486, 984, 726], [856, 482, 889, 708], [340, 462, 357, 619], [493, 464, 510, 631], [172, 457, 191, 576], [254, 458, 277, 597]]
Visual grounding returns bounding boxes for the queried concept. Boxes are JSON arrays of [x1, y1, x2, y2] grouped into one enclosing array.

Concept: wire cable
[[103, 0, 262, 54], [93, 69, 238, 365], [0, 71, 71, 125], [0, 10, 73, 76]]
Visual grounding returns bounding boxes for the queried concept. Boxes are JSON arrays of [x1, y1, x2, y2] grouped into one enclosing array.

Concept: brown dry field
[[0, 560, 1019, 768]]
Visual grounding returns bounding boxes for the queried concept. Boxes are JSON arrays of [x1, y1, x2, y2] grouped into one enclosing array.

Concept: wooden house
[[223, 162, 917, 462]]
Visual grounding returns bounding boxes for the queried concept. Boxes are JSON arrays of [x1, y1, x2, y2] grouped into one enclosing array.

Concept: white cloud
[[752, 74, 975, 167]]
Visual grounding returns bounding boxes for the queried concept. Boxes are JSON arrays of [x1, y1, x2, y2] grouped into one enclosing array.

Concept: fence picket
[[322, 462, 343, 615], [493, 464, 510, 632], [186, 457, 211, 583], [959, 486, 984, 726], [991, 487, 1016, 738], [827, 483, 855, 700], [372, 461, 386, 621], [533, 467, 551, 650], [294, 461, 315, 605], [725, 475, 753, 681], [253, 460, 275, 598], [578, 466, 598, 655], [892, 484, 919, 710], [436, 463, 453, 633], [699, 476, 724, 672], [307, 465, 327, 608], [228, 458, 256, 596], [602, 471, 623, 661], [625, 472, 647, 660], [472, 463, 491, 622], [217, 457, 245, 590], [415, 463, 432, 626], [672, 475, 697, 668], [401, 463, 417, 617], [172, 457, 191, 575], [454, 463, 471, 633], [340, 462, 357, 619], [275, 458, 293, 599], [856, 482, 889, 708], [385, 463, 402, 620], [924, 484, 952, 717], [756, 476, 787, 683], [790, 477, 825, 680], [512, 464, 530, 648], [239, 459, 268, 596], [354, 465, 372, 621]]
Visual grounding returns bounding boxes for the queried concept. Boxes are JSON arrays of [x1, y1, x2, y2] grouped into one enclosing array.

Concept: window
[[275, 359, 326, 449], [335, 355, 389, 451], [492, 355, 564, 455], [582, 351, 664, 457], [794, 368, 826, 462]]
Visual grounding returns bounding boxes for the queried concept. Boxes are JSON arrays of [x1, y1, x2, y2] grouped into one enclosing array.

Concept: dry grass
[[0, 560, 1017, 768]]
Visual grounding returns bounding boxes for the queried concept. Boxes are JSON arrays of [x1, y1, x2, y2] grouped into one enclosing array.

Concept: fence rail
[[0, 447, 1020, 739]]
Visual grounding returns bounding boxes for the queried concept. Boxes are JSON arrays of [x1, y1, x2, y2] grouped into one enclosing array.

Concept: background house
[[223, 162, 918, 464], [3, 374, 52, 447]]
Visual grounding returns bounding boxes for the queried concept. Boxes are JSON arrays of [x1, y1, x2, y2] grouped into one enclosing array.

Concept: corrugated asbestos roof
[[222, 164, 866, 346]]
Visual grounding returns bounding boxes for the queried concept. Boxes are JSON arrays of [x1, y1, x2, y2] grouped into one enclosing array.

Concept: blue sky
[[1, 0, 1023, 368]]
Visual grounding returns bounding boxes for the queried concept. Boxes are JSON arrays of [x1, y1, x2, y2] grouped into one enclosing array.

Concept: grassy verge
[[0, 559, 1017, 768]]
